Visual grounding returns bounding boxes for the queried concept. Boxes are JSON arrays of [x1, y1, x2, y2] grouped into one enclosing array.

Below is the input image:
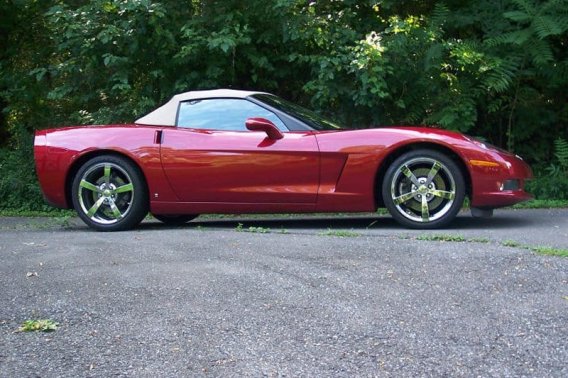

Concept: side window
[[176, 98, 287, 131]]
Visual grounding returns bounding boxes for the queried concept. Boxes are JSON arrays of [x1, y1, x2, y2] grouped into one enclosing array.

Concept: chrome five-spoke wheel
[[382, 150, 465, 229], [72, 155, 148, 231]]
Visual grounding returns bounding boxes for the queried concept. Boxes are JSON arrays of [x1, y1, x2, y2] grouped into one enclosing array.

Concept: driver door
[[160, 98, 319, 204]]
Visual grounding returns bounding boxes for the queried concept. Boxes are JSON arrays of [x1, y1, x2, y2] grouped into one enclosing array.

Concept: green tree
[[1, 0, 567, 211]]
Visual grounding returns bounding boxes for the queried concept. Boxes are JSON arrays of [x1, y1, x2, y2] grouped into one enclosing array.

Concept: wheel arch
[[374, 142, 472, 208], [65, 149, 149, 209]]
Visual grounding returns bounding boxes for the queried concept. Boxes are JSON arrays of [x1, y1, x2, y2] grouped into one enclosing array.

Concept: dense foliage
[[1, 0, 567, 211]]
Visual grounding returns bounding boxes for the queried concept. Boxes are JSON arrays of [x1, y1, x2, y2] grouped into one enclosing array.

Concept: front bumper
[[469, 151, 533, 208]]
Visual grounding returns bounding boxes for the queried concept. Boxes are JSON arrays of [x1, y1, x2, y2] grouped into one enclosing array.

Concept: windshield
[[252, 94, 342, 131]]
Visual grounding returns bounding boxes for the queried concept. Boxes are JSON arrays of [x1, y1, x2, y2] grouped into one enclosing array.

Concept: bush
[[526, 138, 568, 200], [0, 144, 53, 212], [526, 175, 568, 200]]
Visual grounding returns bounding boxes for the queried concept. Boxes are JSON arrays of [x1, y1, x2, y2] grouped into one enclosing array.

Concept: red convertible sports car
[[34, 89, 533, 231]]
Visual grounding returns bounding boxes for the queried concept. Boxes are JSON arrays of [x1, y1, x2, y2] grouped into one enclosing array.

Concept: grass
[[319, 229, 361, 237], [529, 246, 568, 257], [502, 240, 522, 248], [246, 226, 271, 233], [235, 223, 270, 233], [416, 234, 466, 242], [0, 209, 74, 217], [414, 235, 568, 258], [0, 215, 73, 231], [17, 319, 58, 332], [502, 240, 568, 257], [510, 199, 568, 209], [468, 237, 490, 243]]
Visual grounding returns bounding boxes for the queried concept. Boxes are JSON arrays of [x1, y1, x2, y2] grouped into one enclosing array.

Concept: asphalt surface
[[0, 209, 567, 377]]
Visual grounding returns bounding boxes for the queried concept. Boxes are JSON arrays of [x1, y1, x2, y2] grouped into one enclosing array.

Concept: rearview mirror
[[245, 117, 284, 140]]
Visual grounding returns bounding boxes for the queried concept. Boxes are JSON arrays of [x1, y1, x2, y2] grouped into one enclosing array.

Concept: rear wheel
[[72, 155, 148, 231], [152, 214, 198, 225], [382, 149, 465, 229]]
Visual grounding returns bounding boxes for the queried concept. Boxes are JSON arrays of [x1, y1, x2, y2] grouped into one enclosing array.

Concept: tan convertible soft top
[[135, 89, 267, 126]]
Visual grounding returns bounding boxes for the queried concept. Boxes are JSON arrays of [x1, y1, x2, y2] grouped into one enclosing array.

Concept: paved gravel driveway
[[0, 209, 567, 377]]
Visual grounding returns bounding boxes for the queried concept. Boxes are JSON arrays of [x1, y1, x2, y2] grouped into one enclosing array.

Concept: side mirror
[[245, 117, 284, 140]]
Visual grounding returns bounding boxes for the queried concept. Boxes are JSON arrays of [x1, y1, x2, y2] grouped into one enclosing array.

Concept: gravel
[[0, 209, 567, 377]]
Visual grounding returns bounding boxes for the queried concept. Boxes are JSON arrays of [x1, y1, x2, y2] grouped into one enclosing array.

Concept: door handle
[[154, 130, 163, 144]]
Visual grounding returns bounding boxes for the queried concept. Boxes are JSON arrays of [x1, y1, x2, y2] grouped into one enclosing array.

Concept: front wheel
[[382, 150, 465, 229], [71, 155, 148, 231]]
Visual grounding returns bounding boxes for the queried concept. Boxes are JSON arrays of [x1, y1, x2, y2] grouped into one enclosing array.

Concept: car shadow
[[137, 211, 537, 232]]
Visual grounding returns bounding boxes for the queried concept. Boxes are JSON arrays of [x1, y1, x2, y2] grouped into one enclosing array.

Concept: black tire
[[382, 149, 465, 229], [152, 214, 198, 225], [71, 155, 148, 231]]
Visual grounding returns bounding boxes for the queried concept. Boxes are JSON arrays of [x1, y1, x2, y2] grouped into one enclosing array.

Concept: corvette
[[34, 89, 532, 231]]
